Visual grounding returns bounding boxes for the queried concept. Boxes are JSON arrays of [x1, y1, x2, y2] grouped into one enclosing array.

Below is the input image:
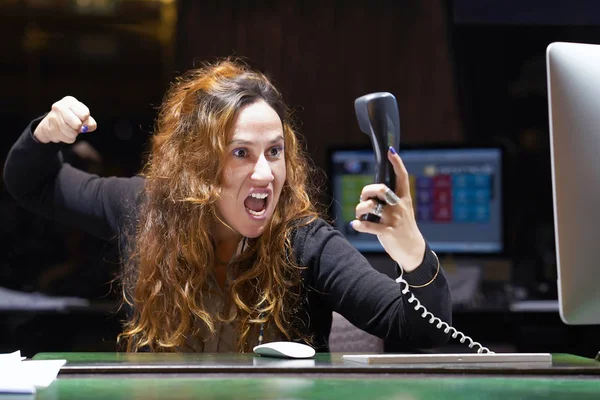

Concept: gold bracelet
[[408, 250, 440, 288]]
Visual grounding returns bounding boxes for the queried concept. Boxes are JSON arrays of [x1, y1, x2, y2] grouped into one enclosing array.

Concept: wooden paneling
[[177, 0, 463, 171]]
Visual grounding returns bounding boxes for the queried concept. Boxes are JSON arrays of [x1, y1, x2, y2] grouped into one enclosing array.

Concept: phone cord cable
[[395, 274, 494, 354]]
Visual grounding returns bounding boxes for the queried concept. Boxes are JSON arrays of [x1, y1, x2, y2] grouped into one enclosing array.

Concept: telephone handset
[[354, 92, 492, 354], [354, 92, 400, 223]]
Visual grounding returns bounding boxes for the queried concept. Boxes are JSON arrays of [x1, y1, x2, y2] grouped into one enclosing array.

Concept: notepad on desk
[[342, 353, 552, 365]]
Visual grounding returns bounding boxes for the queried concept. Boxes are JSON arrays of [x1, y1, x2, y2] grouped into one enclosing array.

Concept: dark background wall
[[1, 0, 600, 357], [176, 0, 463, 166]]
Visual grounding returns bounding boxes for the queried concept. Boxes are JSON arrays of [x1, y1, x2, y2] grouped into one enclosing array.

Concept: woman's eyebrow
[[228, 136, 284, 146]]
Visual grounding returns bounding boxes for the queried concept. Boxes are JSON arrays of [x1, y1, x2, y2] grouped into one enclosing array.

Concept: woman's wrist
[[393, 236, 426, 272]]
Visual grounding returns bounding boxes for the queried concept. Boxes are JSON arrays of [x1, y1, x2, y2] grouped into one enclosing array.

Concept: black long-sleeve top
[[3, 117, 452, 350]]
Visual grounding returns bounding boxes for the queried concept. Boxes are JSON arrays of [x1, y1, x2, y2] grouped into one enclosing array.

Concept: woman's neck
[[212, 236, 244, 290], [211, 219, 244, 265], [211, 218, 243, 245], [215, 239, 240, 265]]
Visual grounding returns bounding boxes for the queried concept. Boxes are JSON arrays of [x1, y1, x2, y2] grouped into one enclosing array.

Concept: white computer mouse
[[253, 341, 316, 359]]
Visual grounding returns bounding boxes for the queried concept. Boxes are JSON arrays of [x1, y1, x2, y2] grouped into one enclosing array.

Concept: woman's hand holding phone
[[351, 147, 426, 272]]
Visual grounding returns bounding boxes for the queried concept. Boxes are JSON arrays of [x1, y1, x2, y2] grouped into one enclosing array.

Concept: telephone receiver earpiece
[[354, 92, 401, 223]]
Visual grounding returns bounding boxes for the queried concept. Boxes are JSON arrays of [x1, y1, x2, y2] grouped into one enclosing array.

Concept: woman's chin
[[238, 216, 271, 238], [237, 228, 263, 239]]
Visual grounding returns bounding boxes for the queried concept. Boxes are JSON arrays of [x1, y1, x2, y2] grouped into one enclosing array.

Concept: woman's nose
[[251, 155, 274, 182]]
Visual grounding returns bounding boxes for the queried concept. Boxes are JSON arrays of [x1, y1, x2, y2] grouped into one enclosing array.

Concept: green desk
[[29, 353, 600, 399]]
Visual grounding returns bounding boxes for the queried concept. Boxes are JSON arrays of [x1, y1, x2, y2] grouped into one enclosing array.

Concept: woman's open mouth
[[244, 192, 269, 217]]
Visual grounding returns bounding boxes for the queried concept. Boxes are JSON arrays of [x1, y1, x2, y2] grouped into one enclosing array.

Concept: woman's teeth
[[245, 193, 269, 216], [247, 208, 266, 216]]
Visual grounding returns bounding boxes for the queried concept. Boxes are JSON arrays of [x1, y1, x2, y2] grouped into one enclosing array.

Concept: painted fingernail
[[389, 146, 397, 155], [81, 125, 89, 133], [348, 221, 355, 231]]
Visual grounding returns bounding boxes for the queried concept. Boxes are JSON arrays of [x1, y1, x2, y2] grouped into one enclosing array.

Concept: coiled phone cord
[[395, 253, 494, 354]]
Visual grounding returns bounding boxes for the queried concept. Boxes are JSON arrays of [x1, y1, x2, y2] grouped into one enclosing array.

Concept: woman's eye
[[269, 146, 283, 157], [233, 148, 248, 158]]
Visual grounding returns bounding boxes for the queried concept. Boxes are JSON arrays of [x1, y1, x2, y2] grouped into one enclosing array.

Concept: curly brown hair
[[117, 58, 320, 352]]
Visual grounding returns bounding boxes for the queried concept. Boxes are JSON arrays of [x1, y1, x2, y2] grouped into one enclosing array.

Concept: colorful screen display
[[330, 148, 503, 253]]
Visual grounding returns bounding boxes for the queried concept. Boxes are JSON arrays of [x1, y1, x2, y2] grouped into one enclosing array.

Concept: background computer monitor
[[329, 147, 504, 255], [547, 41, 600, 325]]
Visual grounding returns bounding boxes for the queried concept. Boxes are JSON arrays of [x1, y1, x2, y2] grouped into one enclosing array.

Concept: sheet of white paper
[[0, 350, 25, 363], [0, 351, 66, 394], [19, 360, 67, 387], [0, 381, 36, 394]]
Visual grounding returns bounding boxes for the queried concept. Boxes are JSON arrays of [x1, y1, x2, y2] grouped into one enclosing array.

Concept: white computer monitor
[[547, 41, 600, 325]]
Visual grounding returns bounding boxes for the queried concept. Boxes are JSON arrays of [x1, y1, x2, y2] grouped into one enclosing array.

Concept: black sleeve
[[296, 218, 452, 348], [3, 116, 144, 242]]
